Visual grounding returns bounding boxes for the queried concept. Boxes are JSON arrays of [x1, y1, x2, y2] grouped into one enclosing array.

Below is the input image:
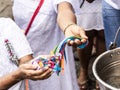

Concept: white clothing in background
[[0, 18, 33, 90], [76, 0, 104, 31], [12, 0, 80, 90], [105, 0, 120, 10]]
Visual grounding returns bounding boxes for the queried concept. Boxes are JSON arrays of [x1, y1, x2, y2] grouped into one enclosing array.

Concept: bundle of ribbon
[[32, 36, 88, 75]]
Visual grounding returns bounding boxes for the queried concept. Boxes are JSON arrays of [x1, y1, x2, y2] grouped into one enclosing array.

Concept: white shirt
[[0, 18, 33, 90], [12, 0, 80, 90], [12, 0, 80, 56], [105, 0, 120, 9], [76, 0, 104, 31]]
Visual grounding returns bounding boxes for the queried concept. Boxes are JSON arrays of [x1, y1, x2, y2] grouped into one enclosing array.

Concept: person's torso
[[79, 0, 102, 13], [12, 0, 80, 56], [13, 0, 63, 56]]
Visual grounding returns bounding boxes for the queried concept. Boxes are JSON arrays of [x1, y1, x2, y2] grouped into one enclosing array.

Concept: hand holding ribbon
[[32, 36, 88, 75]]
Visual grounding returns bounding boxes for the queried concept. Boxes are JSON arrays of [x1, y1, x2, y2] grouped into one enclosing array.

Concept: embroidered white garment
[[0, 18, 33, 90]]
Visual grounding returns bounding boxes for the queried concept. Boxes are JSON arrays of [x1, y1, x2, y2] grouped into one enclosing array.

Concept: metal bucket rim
[[92, 47, 120, 90]]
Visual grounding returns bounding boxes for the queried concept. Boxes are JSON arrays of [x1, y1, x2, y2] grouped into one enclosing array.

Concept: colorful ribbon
[[32, 36, 88, 75]]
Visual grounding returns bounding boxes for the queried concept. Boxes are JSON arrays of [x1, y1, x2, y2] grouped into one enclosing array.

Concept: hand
[[17, 62, 52, 80], [64, 24, 88, 46]]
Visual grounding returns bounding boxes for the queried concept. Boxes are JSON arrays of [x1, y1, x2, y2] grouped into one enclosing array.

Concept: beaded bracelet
[[63, 24, 75, 34]]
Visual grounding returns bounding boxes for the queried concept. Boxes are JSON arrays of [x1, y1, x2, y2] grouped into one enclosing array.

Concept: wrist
[[63, 24, 75, 34], [12, 69, 24, 81]]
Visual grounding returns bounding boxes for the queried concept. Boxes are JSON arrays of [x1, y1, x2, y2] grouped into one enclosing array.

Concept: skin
[[0, 55, 52, 90], [57, 2, 88, 46]]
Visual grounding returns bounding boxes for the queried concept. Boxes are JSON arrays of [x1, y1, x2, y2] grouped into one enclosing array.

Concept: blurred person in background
[[102, 0, 120, 50], [76, 0, 106, 89]]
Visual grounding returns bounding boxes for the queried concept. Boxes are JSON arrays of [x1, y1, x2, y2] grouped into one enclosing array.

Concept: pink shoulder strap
[[25, 0, 44, 35]]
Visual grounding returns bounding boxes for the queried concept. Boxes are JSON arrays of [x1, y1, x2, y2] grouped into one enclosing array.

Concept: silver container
[[93, 27, 120, 90], [93, 48, 120, 90]]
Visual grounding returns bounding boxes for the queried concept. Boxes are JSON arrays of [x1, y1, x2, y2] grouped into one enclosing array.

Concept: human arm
[[57, 2, 88, 46], [0, 55, 52, 90]]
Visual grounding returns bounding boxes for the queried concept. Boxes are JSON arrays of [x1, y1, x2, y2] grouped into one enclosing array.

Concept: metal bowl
[[93, 47, 120, 90]]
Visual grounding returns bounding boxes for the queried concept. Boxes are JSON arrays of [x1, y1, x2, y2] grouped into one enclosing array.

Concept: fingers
[[67, 39, 73, 46], [18, 63, 53, 80], [19, 63, 38, 70], [75, 26, 88, 43], [67, 39, 81, 46], [29, 67, 53, 80], [79, 29, 88, 43], [64, 24, 88, 46]]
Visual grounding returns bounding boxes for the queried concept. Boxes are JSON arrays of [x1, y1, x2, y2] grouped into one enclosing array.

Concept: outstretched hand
[[64, 24, 88, 47]]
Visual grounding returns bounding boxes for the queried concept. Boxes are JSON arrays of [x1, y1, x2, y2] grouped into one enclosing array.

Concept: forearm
[[0, 69, 21, 90], [57, 2, 77, 32], [0, 55, 33, 89]]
